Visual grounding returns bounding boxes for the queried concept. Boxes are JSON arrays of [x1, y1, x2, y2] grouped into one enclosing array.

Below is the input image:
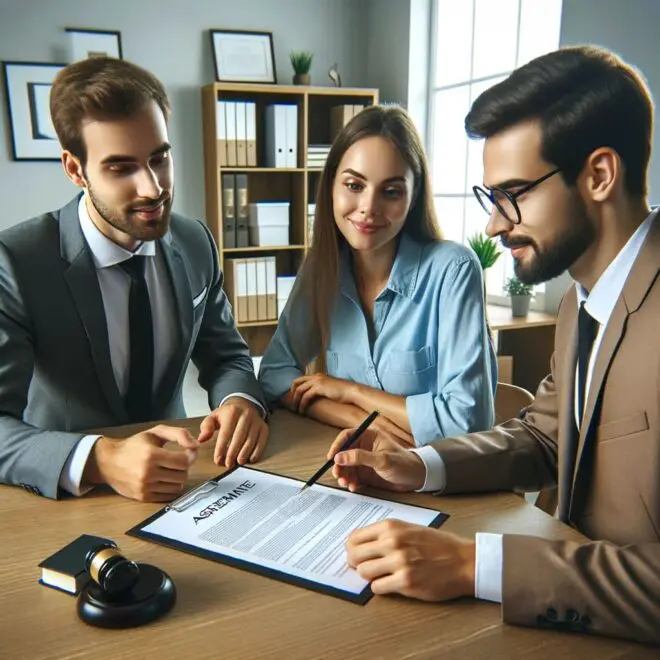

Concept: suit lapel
[[153, 236, 193, 415], [59, 198, 127, 422], [569, 213, 660, 513]]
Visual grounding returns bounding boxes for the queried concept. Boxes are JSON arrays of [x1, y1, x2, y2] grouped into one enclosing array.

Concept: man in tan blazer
[[328, 45, 660, 646]]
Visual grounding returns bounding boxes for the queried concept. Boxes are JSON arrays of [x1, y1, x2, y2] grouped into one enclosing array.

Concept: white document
[[137, 467, 445, 602]]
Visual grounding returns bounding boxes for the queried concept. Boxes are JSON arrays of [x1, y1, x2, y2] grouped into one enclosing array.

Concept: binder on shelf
[[246, 258, 258, 322], [330, 104, 354, 140], [235, 174, 249, 248], [246, 102, 257, 166], [224, 258, 249, 323], [225, 101, 237, 166], [264, 104, 288, 168], [235, 101, 247, 167], [353, 104, 365, 117], [256, 258, 269, 320], [266, 256, 277, 319], [216, 100, 228, 167], [221, 173, 236, 249], [285, 104, 297, 168]]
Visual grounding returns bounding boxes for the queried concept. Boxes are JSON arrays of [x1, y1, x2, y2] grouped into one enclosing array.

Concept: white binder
[[215, 100, 227, 167], [285, 104, 297, 168], [264, 104, 287, 168], [225, 101, 237, 166], [235, 101, 247, 167]]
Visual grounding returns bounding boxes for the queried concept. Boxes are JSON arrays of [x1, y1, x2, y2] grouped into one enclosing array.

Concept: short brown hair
[[50, 57, 170, 163]]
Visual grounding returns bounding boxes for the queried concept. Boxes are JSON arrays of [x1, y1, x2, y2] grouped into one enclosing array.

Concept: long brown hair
[[291, 104, 443, 372]]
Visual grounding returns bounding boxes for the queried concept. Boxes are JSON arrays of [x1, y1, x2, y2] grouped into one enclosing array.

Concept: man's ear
[[579, 147, 621, 203], [62, 151, 86, 189]]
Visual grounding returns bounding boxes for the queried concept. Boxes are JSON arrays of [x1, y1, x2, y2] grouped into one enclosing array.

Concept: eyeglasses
[[472, 168, 561, 225]]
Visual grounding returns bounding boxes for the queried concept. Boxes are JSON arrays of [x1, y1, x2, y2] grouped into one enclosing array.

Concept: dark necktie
[[120, 256, 154, 422], [577, 302, 598, 426]]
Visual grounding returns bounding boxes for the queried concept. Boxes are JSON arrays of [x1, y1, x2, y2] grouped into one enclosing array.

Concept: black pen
[[298, 410, 380, 493]]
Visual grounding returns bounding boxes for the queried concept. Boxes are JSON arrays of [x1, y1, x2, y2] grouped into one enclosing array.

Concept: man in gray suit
[[0, 57, 268, 502]]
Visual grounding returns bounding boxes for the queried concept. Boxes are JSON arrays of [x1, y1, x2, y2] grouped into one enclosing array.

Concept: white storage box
[[248, 202, 290, 246]]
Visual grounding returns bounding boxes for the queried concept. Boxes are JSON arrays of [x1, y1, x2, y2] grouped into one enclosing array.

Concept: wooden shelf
[[223, 245, 305, 253], [222, 167, 304, 173], [236, 320, 279, 328], [202, 82, 379, 353]]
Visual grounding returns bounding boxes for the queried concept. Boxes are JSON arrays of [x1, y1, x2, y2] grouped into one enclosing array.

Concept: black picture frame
[[65, 27, 123, 61], [210, 29, 276, 84], [1, 60, 65, 161]]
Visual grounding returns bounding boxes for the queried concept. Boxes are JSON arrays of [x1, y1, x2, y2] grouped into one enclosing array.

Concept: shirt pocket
[[380, 346, 436, 395]]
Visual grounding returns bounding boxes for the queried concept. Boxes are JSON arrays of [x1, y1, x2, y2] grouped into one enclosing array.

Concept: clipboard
[[127, 466, 449, 605]]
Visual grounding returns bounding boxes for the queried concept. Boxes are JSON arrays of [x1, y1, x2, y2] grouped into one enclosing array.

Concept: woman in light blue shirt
[[259, 105, 496, 446]]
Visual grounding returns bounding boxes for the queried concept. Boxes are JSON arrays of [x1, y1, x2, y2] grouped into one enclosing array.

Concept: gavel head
[[85, 544, 140, 595]]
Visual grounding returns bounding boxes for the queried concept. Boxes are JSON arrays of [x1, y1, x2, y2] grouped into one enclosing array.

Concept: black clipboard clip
[[167, 480, 219, 513]]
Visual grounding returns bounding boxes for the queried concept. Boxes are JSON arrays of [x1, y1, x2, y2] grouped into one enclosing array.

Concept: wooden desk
[[0, 412, 652, 659], [488, 304, 557, 393]]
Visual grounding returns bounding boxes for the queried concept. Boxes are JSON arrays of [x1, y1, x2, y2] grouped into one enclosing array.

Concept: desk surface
[[1, 412, 652, 659], [487, 303, 557, 331]]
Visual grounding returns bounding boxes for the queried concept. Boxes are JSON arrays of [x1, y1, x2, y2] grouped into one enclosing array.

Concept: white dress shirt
[[411, 208, 657, 602], [59, 196, 262, 496]]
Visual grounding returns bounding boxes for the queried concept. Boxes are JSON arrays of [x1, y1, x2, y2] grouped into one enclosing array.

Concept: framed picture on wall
[[66, 27, 123, 61], [1, 61, 65, 161], [210, 29, 276, 84]]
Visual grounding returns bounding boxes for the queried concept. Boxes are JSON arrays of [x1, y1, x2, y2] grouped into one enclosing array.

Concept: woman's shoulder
[[418, 238, 481, 275]]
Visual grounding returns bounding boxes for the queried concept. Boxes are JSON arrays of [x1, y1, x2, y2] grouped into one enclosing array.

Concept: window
[[428, 0, 563, 302]]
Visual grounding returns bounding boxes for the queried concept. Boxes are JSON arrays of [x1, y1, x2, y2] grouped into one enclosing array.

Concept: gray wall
[[560, 0, 660, 203], [0, 0, 367, 229], [365, 0, 410, 106]]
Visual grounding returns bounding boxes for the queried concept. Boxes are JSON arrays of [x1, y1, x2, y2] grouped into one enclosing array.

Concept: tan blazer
[[430, 214, 660, 645]]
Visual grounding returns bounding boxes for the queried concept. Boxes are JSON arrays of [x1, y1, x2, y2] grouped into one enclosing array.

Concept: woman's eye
[[346, 181, 363, 192], [383, 187, 403, 199]]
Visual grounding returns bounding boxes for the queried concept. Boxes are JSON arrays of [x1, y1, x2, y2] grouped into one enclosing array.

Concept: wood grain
[[0, 412, 653, 659]]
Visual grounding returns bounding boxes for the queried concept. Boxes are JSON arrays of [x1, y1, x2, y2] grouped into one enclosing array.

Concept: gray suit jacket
[[0, 196, 265, 499]]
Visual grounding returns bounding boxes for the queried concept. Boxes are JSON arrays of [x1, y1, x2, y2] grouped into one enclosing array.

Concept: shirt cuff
[[410, 445, 447, 492], [475, 532, 503, 603], [219, 393, 267, 419], [58, 435, 100, 496]]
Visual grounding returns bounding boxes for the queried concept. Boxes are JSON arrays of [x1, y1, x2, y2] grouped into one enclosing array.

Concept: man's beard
[[504, 198, 596, 285], [86, 181, 173, 242]]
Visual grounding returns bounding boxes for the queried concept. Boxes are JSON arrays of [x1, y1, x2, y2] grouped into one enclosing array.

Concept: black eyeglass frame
[[472, 168, 561, 224]]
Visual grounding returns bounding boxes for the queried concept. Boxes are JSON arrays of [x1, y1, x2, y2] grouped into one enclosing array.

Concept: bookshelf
[[201, 82, 379, 356]]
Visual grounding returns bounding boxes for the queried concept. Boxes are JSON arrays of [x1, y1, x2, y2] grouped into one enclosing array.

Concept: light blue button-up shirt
[[258, 232, 497, 445]]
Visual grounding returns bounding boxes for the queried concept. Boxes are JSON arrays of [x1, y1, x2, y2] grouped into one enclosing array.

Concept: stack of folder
[[264, 103, 298, 168], [221, 174, 249, 248], [216, 100, 257, 167], [224, 256, 278, 323], [329, 104, 365, 140], [306, 145, 331, 168]]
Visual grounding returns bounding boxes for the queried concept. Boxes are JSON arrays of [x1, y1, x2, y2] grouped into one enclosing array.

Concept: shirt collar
[[576, 208, 657, 324], [78, 194, 156, 269], [339, 231, 423, 300]]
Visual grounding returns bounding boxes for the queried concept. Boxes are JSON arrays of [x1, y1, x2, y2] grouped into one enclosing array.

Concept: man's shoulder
[[168, 213, 216, 255], [0, 209, 62, 253]]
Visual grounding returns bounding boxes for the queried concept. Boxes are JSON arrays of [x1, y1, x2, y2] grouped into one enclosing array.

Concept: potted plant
[[290, 51, 313, 85], [504, 277, 534, 317], [467, 233, 502, 272]]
